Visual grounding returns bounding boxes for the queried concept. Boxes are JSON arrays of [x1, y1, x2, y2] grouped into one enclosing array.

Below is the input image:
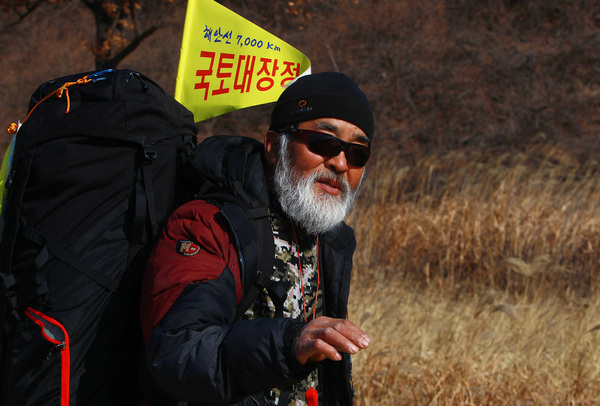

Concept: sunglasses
[[287, 129, 371, 167]]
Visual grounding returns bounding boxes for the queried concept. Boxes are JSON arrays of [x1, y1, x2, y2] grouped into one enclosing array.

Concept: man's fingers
[[309, 336, 343, 361], [312, 317, 371, 350], [294, 317, 371, 365], [314, 324, 361, 354]]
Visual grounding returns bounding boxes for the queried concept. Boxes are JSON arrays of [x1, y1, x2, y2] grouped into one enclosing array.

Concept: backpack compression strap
[[20, 226, 119, 293]]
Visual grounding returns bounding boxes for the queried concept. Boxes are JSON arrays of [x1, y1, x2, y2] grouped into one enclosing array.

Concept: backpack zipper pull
[[125, 71, 149, 91], [46, 342, 66, 360]]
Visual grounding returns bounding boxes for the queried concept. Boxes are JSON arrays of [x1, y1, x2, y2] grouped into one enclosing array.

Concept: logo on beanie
[[291, 99, 312, 116]]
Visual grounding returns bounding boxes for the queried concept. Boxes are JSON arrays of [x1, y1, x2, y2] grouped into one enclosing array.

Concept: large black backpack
[[0, 69, 199, 405]]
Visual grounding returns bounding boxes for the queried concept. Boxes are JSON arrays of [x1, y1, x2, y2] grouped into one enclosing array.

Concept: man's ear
[[264, 130, 280, 166]]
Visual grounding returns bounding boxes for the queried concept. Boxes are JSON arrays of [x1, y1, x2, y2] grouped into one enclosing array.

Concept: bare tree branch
[[1, 0, 45, 30], [2, 0, 181, 68], [101, 25, 157, 69]]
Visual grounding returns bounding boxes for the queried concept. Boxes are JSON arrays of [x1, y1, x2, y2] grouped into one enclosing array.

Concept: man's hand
[[294, 316, 370, 365]]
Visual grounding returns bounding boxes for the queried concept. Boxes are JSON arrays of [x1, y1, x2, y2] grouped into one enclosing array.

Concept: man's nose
[[324, 150, 349, 173]]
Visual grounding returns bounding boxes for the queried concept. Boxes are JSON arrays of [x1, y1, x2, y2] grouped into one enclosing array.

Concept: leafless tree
[[1, 0, 185, 69]]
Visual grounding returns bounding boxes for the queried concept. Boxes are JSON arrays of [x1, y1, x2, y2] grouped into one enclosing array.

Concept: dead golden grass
[[348, 282, 600, 405], [347, 142, 600, 404], [350, 142, 600, 295]]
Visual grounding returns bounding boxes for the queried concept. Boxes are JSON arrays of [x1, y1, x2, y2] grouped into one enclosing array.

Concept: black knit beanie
[[269, 72, 374, 140]]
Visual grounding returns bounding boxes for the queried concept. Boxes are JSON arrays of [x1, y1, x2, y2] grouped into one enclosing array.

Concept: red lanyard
[[290, 221, 320, 322], [290, 221, 320, 405]]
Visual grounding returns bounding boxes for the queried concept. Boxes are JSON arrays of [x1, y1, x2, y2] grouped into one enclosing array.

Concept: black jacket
[[141, 136, 356, 405]]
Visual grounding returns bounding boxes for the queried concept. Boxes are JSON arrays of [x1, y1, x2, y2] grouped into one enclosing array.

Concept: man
[[140, 72, 374, 405]]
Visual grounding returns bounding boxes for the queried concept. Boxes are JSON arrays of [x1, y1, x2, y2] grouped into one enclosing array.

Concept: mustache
[[308, 169, 351, 197]]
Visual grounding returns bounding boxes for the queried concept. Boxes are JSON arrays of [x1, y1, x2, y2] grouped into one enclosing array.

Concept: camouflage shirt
[[245, 207, 323, 405]]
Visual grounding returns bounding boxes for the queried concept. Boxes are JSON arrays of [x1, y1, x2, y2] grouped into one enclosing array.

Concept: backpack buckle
[[144, 146, 157, 162]]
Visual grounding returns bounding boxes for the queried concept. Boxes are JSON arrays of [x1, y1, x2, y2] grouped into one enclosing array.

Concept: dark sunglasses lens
[[308, 133, 343, 157], [306, 132, 370, 167], [346, 146, 370, 167]]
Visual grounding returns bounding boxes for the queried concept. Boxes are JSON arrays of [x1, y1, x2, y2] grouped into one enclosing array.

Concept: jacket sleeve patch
[[176, 240, 201, 256]]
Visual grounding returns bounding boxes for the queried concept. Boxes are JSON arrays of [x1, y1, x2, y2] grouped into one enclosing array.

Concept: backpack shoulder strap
[[202, 189, 274, 323], [233, 208, 274, 322], [186, 135, 275, 322]]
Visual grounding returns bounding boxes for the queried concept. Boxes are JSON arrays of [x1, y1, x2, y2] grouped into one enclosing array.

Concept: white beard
[[273, 136, 362, 235]]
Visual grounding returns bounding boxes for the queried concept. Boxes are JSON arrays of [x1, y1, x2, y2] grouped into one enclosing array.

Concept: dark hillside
[[1, 0, 599, 164]]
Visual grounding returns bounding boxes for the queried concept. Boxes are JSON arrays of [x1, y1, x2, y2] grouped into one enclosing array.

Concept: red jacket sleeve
[[140, 200, 242, 342]]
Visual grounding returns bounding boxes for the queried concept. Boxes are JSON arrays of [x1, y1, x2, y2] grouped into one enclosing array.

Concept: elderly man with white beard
[[140, 72, 374, 406]]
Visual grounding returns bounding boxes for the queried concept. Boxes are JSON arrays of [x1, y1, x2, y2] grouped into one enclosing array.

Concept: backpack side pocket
[[24, 307, 70, 406]]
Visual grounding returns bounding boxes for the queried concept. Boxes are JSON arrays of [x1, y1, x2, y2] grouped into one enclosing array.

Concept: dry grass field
[[347, 144, 600, 405], [349, 283, 600, 405]]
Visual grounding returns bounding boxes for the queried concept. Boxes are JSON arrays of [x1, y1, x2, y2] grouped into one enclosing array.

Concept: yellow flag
[[175, 0, 312, 122]]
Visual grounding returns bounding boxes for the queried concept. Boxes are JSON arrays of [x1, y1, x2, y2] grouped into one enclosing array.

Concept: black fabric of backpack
[[0, 69, 199, 406]]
